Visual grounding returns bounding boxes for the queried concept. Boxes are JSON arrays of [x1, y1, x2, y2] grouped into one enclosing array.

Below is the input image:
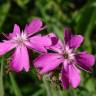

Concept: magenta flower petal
[[61, 67, 69, 89], [64, 28, 84, 48], [11, 46, 29, 72], [29, 34, 52, 53], [75, 51, 95, 72], [47, 33, 64, 53], [47, 33, 58, 45], [9, 24, 20, 38], [69, 35, 84, 48], [25, 18, 42, 35], [21, 46, 29, 72], [0, 41, 16, 56], [64, 28, 71, 44], [50, 40, 64, 53], [34, 53, 62, 74], [61, 62, 80, 89], [69, 64, 81, 88], [11, 47, 23, 72]]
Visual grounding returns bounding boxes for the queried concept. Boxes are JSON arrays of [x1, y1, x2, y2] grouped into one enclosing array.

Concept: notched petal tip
[[24, 67, 29, 72], [25, 18, 43, 35], [13, 24, 20, 33], [69, 35, 84, 48], [9, 24, 21, 38], [64, 27, 72, 44], [76, 51, 95, 72]]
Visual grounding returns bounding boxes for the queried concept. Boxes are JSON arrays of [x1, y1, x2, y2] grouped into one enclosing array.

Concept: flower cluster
[[0, 18, 95, 89]]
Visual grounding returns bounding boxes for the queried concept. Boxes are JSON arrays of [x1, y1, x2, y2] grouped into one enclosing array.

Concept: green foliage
[[0, 1, 10, 30], [0, 0, 96, 96]]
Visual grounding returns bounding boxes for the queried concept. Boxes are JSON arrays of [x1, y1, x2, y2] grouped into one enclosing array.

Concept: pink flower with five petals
[[34, 28, 95, 89], [0, 18, 52, 72]]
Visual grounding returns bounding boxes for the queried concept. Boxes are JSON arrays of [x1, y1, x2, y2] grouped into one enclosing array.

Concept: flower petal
[[21, 46, 29, 72], [11, 47, 23, 72], [69, 35, 84, 48], [47, 33, 64, 53], [75, 51, 95, 72], [11, 46, 29, 72], [9, 24, 20, 38], [29, 34, 52, 53], [34, 53, 62, 74], [50, 40, 64, 53], [64, 27, 72, 44], [0, 41, 16, 56], [61, 67, 69, 89], [47, 33, 58, 45], [25, 18, 42, 35], [64, 28, 84, 48], [69, 64, 81, 88]]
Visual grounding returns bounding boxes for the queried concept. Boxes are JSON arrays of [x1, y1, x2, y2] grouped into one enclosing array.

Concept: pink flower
[[34, 28, 95, 89], [0, 18, 52, 72]]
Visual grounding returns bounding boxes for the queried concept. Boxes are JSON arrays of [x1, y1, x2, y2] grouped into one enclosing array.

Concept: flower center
[[13, 32, 27, 45], [63, 53, 69, 59], [63, 46, 75, 60]]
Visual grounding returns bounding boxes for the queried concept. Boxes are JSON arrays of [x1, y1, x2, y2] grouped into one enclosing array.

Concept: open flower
[[34, 28, 95, 89], [0, 18, 52, 72]]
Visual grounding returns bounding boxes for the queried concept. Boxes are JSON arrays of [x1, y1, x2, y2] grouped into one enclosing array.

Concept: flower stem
[[0, 57, 4, 96], [42, 75, 63, 96], [42, 75, 52, 96], [68, 87, 75, 96], [9, 72, 23, 96]]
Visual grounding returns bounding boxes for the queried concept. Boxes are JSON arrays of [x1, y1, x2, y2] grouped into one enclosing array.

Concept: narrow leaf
[[9, 73, 23, 96], [0, 57, 4, 96]]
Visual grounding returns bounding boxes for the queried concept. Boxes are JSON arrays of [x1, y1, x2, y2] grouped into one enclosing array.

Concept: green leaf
[[75, 1, 96, 52], [15, 0, 29, 8], [32, 89, 44, 96], [53, 26, 64, 40], [84, 9, 96, 52], [85, 78, 96, 92]]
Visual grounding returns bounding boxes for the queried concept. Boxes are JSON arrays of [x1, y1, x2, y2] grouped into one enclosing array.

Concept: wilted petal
[[11, 46, 29, 72], [34, 53, 63, 74], [9, 24, 20, 38], [0, 41, 16, 56], [69, 35, 84, 48], [29, 35, 52, 53], [69, 64, 80, 88], [25, 18, 42, 35], [75, 51, 95, 72]]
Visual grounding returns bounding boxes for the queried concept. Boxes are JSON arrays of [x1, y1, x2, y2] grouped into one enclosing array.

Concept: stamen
[[63, 53, 69, 59], [63, 46, 75, 60], [13, 32, 27, 45]]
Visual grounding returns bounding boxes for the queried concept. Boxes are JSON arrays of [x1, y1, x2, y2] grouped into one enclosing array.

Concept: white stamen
[[12, 32, 27, 45], [63, 45, 75, 61]]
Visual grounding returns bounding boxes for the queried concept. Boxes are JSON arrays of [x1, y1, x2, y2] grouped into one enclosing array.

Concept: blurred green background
[[0, 0, 96, 96]]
